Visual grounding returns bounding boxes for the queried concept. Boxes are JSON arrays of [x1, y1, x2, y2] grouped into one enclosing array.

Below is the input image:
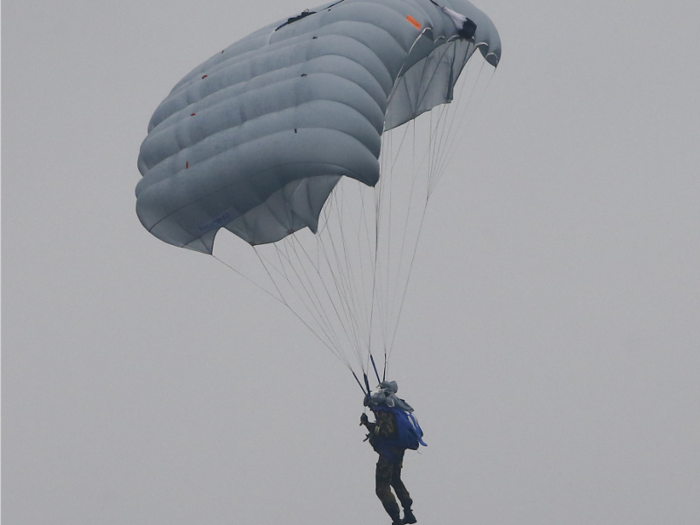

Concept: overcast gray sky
[[4, 0, 700, 524]]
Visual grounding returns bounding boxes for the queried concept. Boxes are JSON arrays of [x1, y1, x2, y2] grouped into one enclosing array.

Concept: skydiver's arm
[[360, 413, 378, 433]]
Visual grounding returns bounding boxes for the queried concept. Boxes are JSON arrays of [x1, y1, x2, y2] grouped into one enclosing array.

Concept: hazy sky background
[[4, 0, 700, 524]]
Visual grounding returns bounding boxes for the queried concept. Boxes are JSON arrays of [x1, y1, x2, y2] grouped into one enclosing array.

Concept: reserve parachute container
[[136, 0, 501, 386]]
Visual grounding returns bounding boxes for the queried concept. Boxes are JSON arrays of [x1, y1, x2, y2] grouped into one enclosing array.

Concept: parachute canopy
[[136, 0, 501, 253]]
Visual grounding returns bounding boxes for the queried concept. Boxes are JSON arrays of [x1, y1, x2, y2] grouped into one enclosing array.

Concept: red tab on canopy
[[405, 15, 421, 29]]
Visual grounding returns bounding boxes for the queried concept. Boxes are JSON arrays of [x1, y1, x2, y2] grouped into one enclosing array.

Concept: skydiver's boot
[[380, 495, 402, 525], [388, 506, 402, 525], [402, 509, 417, 524]]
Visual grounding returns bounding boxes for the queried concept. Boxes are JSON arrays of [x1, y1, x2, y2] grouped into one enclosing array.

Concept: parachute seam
[[168, 31, 315, 99], [147, 56, 387, 144], [143, 143, 375, 240], [160, 31, 396, 123], [341, 1, 432, 47], [140, 98, 381, 184], [272, 4, 415, 53]]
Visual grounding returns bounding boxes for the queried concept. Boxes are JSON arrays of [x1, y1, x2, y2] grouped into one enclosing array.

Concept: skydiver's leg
[[376, 456, 402, 523], [389, 456, 414, 515]]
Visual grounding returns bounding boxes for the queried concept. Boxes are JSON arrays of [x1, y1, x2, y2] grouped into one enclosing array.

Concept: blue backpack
[[375, 407, 427, 450]]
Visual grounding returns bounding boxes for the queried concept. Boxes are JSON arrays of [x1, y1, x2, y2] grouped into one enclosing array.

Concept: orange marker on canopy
[[406, 15, 421, 29]]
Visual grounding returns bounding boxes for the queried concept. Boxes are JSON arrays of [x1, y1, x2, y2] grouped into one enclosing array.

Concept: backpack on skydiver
[[375, 406, 427, 450]]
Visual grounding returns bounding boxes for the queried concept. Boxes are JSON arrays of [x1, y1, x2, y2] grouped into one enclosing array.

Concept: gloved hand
[[360, 413, 369, 426]]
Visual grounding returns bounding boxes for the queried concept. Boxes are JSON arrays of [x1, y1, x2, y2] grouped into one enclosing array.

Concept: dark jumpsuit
[[366, 409, 413, 521]]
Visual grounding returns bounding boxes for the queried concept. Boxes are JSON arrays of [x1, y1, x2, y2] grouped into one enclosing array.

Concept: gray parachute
[[135, 0, 501, 253]]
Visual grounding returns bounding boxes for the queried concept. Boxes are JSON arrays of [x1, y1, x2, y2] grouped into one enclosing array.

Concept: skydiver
[[360, 381, 422, 525]]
